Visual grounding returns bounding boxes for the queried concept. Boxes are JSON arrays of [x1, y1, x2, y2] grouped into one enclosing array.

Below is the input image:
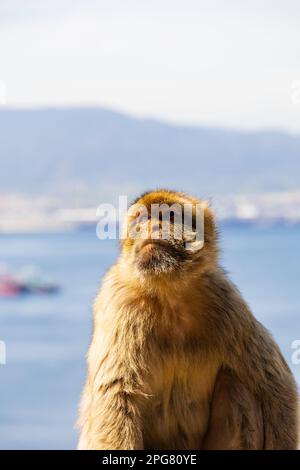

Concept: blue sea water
[[0, 225, 299, 449]]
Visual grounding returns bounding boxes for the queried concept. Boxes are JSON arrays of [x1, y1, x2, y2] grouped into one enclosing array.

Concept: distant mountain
[[0, 107, 299, 202]]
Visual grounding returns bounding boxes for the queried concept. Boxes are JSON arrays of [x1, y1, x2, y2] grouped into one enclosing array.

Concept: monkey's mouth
[[135, 239, 185, 274]]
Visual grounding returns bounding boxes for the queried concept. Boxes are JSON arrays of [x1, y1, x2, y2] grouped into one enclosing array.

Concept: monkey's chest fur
[[138, 298, 219, 450], [142, 348, 218, 450]]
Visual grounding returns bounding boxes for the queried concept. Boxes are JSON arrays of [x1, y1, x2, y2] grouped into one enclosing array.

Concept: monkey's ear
[[202, 201, 217, 244]]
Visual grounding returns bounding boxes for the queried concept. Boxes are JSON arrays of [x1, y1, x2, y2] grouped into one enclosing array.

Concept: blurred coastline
[[1, 190, 300, 234]]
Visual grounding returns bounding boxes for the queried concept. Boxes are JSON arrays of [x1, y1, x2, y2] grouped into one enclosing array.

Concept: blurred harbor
[[0, 190, 300, 234]]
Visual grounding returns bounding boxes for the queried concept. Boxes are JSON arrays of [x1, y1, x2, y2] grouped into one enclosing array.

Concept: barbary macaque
[[78, 189, 298, 450]]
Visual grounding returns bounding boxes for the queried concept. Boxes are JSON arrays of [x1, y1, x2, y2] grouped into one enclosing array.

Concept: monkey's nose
[[136, 238, 169, 254]]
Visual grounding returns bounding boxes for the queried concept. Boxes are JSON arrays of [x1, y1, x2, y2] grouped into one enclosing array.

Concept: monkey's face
[[121, 190, 218, 277]]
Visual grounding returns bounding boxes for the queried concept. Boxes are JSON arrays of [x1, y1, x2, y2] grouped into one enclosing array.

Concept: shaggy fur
[[78, 189, 298, 450]]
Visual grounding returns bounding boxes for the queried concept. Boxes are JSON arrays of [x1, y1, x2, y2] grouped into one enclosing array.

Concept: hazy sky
[[1, 0, 300, 131]]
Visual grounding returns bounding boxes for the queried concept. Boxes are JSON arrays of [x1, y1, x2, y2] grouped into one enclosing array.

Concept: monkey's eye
[[169, 211, 175, 224], [158, 211, 179, 224], [158, 211, 174, 223]]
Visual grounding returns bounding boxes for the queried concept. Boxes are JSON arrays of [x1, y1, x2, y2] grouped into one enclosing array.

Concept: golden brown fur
[[78, 189, 298, 450]]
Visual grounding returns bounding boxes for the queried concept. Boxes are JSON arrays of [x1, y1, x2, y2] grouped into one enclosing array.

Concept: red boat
[[0, 275, 22, 297], [0, 273, 60, 298]]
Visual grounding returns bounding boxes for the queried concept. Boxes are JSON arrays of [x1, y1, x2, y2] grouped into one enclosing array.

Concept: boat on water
[[0, 276, 21, 297], [0, 273, 60, 298]]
